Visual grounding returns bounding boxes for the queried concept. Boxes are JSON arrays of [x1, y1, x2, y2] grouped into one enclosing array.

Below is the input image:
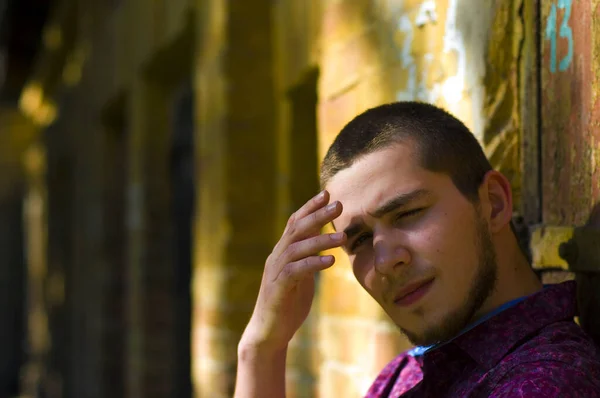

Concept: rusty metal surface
[[530, 225, 573, 270], [531, 202, 600, 344], [531, 203, 600, 272], [530, 220, 600, 273], [541, 0, 600, 225], [559, 222, 600, 272]]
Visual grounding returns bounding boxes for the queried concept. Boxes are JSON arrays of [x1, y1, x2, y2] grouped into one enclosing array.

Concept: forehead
[[325, 144, 454, 226]]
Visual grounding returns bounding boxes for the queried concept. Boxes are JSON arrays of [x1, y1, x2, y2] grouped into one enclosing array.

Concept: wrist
[[235, 336, 287, 398], [238, 317, 290, 357], [238, 335, 288, 361]]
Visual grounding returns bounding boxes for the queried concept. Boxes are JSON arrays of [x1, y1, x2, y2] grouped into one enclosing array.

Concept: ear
[[479, 171, 513, 233]]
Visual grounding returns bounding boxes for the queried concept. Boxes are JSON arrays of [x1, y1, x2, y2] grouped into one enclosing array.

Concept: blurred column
[[126, 78, 175, 398], [21, 144, 50, 397], [192, 0, 279, 397]]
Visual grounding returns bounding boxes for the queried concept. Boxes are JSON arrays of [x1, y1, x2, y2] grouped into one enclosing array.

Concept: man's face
[[326, 143, 498, 346]]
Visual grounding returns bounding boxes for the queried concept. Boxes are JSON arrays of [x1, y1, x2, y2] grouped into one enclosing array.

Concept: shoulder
[[489, 321, 600, 396], [499, 318, 600, 368], [489, 359, 600, 397]]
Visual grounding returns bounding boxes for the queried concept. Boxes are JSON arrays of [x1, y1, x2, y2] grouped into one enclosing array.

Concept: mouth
[[393, 278, 435, 307]]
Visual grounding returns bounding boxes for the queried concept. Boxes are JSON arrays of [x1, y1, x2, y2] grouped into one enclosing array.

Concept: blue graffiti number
[[545, 0, 574, 73]]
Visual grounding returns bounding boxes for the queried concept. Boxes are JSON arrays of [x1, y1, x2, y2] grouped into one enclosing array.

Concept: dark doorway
[[169, 81, 195, 398], [101, 96, 129, 398], [288, 68, 320, 212], [0, 187, 26, 397]]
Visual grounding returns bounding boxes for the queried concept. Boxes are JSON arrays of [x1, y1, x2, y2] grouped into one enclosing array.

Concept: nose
[[373, 230, 411, 276]]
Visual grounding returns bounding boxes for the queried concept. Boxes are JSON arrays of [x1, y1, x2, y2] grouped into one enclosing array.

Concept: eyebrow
[[369, 188, 432, 218], [342, 188, 432, 242]]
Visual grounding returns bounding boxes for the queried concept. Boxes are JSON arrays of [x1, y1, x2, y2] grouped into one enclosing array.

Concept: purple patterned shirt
[[365, 281, 600, 397]]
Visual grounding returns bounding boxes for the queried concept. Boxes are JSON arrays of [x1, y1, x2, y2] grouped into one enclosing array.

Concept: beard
[[400, 210, 499, 346]]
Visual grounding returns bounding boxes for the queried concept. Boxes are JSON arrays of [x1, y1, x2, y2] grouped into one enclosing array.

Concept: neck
[[476, 235, 543, 320]]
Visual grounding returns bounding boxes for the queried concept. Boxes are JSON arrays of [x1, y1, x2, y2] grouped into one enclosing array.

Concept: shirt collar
[[451, 280, 578, 369], [408, 294, 531, 358]]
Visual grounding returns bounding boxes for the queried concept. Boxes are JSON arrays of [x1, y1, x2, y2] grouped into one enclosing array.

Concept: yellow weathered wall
[[18, 0, 530, 397], [17, 0, 600, 396], [188, 0, 527, 397], [315, 0, 525, 396]]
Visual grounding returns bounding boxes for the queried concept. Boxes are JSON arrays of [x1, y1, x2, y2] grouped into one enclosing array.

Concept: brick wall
[[188, 0, 526, 397], [315, 0, 525, 396], [15, 0, 600, 395], [18, 0, 528, 397]]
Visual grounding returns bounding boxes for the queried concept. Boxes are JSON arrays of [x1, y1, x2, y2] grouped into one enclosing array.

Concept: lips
[[393, 278, 435, 307]]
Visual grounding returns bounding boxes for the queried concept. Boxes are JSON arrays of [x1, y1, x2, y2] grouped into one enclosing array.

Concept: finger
[[278, 255, 336, 283], [293, 190, 330, 221], [284, 232, 347, 263], [276, 193, 341, 255], [290, 200, 343, 241]]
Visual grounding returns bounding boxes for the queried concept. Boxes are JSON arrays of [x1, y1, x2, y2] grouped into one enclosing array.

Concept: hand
[[240, 190, 346, 353]]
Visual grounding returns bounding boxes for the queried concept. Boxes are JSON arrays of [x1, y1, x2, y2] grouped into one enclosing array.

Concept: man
[[234, 102, 600, 397]]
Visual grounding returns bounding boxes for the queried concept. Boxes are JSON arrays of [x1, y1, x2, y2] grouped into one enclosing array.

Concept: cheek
[[351, 255, 370, 286], [422, 221, 480, 293], [417, 208, 475, 258], [408, 223, 447, 264], [352, 256, 380, 296], [412, 213, 481, 293]]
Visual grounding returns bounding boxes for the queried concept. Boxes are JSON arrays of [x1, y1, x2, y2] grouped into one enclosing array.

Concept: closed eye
[[348, 208, 426, 253], [349, 232, 372, 253], [394, 208, 425, 223]]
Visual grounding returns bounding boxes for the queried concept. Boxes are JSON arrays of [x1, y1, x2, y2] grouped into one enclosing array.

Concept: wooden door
[[535, 0, 600, 343]]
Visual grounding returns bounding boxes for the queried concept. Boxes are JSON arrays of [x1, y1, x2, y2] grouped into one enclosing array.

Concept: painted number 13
[[545, 0, 574, 73]]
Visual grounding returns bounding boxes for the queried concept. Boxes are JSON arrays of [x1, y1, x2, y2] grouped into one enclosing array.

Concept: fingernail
[[326, 202, 338, 212], [331, 232, 345, 241], [316, 190, 326, 201], [321, 255, 334, 264]]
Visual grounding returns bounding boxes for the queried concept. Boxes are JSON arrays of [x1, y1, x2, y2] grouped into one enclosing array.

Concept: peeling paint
[[392, 0, 493, 141], [415, 1, 438, 27], [441, 0, 466, 106], [395, 15, 417, 101], [394, 11, 440, 103]]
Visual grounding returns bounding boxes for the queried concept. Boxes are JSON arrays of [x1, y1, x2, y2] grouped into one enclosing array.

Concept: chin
[[402, 328, 442, 347], [399, 310, 466, 346]]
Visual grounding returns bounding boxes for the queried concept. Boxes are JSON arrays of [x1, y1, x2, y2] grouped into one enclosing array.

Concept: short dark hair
[[320, 102, 493, 202]]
